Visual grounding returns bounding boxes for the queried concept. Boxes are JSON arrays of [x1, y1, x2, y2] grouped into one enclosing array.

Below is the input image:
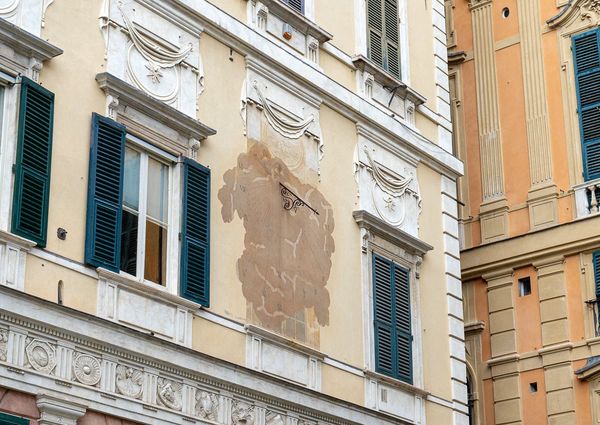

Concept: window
[[573, 29, 600, 181], [282, 0, 304, 14], [121, 145, 170, 285], [518, 277, 531, 297], [11, 77, 54, 247], [0, 412, 29, 425], [367, 0, 401, 78], [372, 253, 412, 383], [85, 113, 211, 306]]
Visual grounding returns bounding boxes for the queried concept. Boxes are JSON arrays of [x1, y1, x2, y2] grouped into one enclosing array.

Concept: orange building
[[447, 0, 600, 423]]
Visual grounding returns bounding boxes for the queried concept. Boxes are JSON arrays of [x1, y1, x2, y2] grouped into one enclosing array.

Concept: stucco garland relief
[[0, 0, 19, 20], [549, 0, 600, 27], [218, 142, 335, 333], [356, 145, 421, 233]]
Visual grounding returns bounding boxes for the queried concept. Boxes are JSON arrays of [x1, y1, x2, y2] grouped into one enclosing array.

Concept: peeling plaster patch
[[218, 142, 335, 332]]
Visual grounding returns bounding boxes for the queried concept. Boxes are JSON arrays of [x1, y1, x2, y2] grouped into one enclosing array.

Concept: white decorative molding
[[365, 375, 427, 423], [36, 394, 86, 425], [252, 80, 315, 139], [96, 268, 196, 347], [100, 0, 204, 117], [0, 230, 35, 291], [355, 127, 422, 236], [0, 287, 406, 424], [0, 0, 49, 37], [245, 325, 322, 391], [573, 177, 600, 218]]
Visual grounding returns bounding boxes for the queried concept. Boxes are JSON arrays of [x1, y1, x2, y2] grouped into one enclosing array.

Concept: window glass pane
[[146, 157, 168, 223], [144, 220, 167, 285], [120, 209, 138, 276], [123, 147, 140, 210]]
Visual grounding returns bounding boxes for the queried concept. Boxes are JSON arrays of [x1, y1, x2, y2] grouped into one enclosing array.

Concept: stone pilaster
[[541, 348, 576, 425], [516, 0, 558, 229], [469, 0, 508, 243], [492, 373, 523, 425], [534, 258, 569, 347], [485, 270, 517, 358]]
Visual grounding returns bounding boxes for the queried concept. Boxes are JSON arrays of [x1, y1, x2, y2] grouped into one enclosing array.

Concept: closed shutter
[[284, 0, 304, 13], [0, 412, 29, 425], [84, 113, 126, 272], [373, 254, 413, 383], [573, 29, 600, 180], [367, 0, 400, 78], [180, 158, 211, 306], [11, 77, 54, 247], [593, 251, 600, 297]]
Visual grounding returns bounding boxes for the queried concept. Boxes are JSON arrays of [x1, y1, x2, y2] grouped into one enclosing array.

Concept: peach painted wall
[[514, 266, 542, 353], [520, 369, 548, 425]]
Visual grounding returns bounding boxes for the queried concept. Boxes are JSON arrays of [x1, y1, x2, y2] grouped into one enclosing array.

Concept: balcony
[[574, 178, 600, 218]]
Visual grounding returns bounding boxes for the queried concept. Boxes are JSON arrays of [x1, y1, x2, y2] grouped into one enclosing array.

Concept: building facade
[[0, 1, 465, 424], [447, 0, 600, 423]]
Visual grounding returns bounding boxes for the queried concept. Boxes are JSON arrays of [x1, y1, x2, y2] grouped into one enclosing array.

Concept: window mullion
[[137, 152, 149, 281]]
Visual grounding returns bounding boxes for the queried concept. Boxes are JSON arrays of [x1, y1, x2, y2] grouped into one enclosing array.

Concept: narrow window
[[518, 277, 531, 297], [367, 0, 401, 78], [282, 0, 304, 14]]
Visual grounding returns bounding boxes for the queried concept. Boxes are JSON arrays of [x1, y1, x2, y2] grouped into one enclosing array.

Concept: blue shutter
[[11, 77, 54, 247], [0, 412, 29, 425], [573, 29, 600, 180], [84, 113, 126, 271], [593, 251, 600, 297], [373, 254, 412, 383], [180, 158, 211, 306], [394, 263, 412, 383]]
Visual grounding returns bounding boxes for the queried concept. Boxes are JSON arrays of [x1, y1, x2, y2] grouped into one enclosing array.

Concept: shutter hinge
[[11, 164, 16, 173], [178, 232, 182, 241]]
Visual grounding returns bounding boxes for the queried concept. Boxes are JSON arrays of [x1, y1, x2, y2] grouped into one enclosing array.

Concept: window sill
[[351, 55, 426, 106], [0, 18, 63, 67], [258, 0, 332, 43], [97, 267, 201, 311], [364, 369, 429, 397], [245, 324, 325, 359], [96, 268, 197, 346]]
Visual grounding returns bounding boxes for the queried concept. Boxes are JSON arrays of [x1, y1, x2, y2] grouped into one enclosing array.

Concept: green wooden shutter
[[0, 412, 29, 425], [394, 263, 412, 383], [180, 158, 211, 306], [11, 77, 54, 247], [84, 113, 126, 271], [373, 254, 412, 383], [283, 0, 304, 13], [367, 0, 400, 78], [573, 29, 600, 181], [593, 251, 600, 297]]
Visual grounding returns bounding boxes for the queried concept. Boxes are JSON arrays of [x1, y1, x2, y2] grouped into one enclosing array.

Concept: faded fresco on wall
[[218, 141, 334, 342]]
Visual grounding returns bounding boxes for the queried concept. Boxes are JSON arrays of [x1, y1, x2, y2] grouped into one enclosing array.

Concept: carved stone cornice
[[468, 0, 493, 11], [353, 210, 433, 257], [95, 72, 216, 141], [547, 0, 600, 28]]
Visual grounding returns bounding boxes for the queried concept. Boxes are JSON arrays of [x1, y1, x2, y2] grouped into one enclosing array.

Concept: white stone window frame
[[119, 134, 182, 296], [95, 72, 215, 346], [354, 210, 432, 395], [354, 0, 410, 85]]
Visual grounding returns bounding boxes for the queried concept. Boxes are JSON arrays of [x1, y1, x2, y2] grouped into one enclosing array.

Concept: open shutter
[[84, 113, 126, 271], [367, 0, 384, 69], [384, 0, 400, 78], [0, 412, 29, 425], [11, 77, 54, 247], [394, 263, 412, 383], [594, 251, 600, 297], [373, 254, 396, 376], [573, 29, 600, 180], [180, 158, 211, 306]]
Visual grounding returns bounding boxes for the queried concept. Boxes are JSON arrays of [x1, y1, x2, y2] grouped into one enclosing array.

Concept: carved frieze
[[73, 353, 102, 386], [0, 328, 7, 361], [548, 0, 600, 27], [195, 390, 219, 420], [157, 377, 183, 411], [232, 400, 256, 425], [115, 365, 144, 399], [266, 410, 286, 425], [25, 338, 56, 374]]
